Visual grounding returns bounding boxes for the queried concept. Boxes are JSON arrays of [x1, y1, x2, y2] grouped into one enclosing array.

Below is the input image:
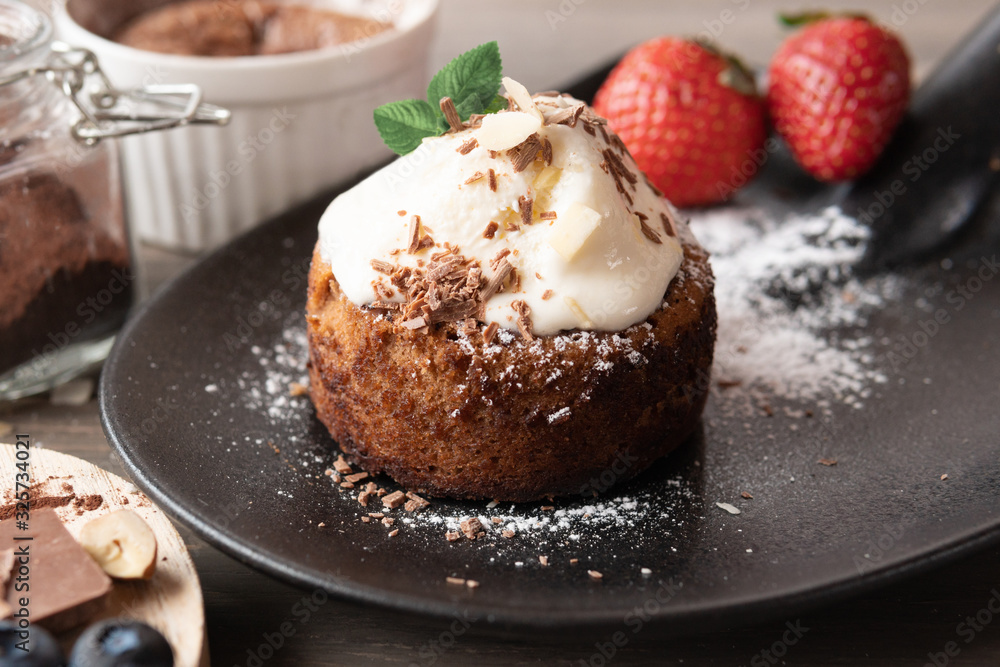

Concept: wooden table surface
[[5, 1, 1000, 664]]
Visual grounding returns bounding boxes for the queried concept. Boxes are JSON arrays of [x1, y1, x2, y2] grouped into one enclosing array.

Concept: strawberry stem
[[778, 11, 870, 27], [691, 38, 758, 97]]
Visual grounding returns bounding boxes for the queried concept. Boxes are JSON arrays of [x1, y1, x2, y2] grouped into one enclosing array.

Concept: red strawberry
[[767, 16, 911, 182], [593, 37, 767, 208]]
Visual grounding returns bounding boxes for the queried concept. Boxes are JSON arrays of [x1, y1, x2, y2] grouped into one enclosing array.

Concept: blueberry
[[0, 620, 66, 666], [69, 621, 173, 667]]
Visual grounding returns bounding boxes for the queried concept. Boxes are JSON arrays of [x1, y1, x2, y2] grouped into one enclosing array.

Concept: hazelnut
[[79, 510, 158, 580]]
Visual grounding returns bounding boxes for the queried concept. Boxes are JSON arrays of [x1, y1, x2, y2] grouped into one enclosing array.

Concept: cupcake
[[306, 53, 715, 501]]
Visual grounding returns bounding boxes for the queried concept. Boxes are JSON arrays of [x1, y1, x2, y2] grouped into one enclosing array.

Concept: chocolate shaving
[[483, 221, 499, 239], [487, 168, 497, 192], [464, 171, 485, 185], [460, 517, 485, 540], [480, 258, 513, 304], [644, 173, 665, 198], [660, 212, 677, 237], [440, 97, 464, 133], [545, 103, 585, 127], [539, 211, 557, 220], [603, 148, 637, 185], [597, 123, 610, 144], [372, 281, 394, 301], [511, 300, 533, 341], [612, 133, 629, 155], [581, 122, 596, 136], [541, 289, 554, 300], [457, 137, 478, 155], [542, 138, 553, 165], [428, 300, 478, 324], [508, 133, 542, 172], [482, 321, 499, 345], [489, 249, 512, 270], [382, 490, 406, 509], [581, 109, 608, 125], [370, 259, 395, 275], [400, 316, 427, 330], [405, 492, 430, 509], [636, 212, 662, 244], [408, 215, 421, 253], [518, 195, 533, 226], [375, 243, 517, 334]]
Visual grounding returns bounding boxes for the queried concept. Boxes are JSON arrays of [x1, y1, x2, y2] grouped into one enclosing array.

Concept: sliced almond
[[533, 167, 563, 219], [79, 510, 158, 580], [502, 76, 543, 122], [476, 111, 542, 151], [563, 297, 595, 329], [548, 202, 602, 261], [533, 166, 562, 192]]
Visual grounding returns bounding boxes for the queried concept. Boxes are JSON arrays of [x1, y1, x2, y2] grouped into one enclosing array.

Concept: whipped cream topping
[[318, 89, 692, 336]]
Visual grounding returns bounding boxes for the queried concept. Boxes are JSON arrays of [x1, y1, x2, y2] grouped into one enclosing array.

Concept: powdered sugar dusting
[[232, 322, 310, 426], [691, 205, 901, 409]]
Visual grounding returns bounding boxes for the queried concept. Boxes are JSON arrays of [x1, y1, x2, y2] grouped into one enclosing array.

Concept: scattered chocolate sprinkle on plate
[[382, 490, 406, 509]]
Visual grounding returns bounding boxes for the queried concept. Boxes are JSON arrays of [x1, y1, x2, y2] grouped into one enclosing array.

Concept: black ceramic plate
[[101, 73, 1000, 632]]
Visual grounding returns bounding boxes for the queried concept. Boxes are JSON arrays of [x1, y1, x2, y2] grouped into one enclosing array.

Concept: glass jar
[[0, 0, 130, 399], [0, 0, 228, 399]]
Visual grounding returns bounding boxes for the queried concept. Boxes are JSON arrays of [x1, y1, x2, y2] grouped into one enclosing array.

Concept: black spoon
[[562, 8, 1000, 273], [843, 3, 1000, 273]]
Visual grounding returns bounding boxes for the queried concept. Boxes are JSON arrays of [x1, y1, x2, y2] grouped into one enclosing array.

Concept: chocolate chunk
[[0, 509, 112, 632]]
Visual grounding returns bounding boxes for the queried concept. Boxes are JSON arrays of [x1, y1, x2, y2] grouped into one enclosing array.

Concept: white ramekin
[[53, 0, 437, 252]]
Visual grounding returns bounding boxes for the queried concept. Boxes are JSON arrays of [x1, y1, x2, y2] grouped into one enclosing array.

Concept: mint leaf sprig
[[374, 41, 509, 155]]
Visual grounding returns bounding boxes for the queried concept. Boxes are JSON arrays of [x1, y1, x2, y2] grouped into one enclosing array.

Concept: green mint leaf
[[373, 99, 441, 155], [483, 94, 509, 114], [427, 41, 503, 121]]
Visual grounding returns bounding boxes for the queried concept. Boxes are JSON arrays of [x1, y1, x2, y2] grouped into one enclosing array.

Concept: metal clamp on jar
[[0, 0, 228, 400]]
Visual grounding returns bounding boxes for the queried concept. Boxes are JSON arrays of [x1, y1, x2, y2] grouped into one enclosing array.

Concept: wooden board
[[0, 443, 208, 666]]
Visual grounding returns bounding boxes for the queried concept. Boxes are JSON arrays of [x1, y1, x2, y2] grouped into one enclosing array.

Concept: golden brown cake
[[306, 82, 716, 501], [307, 243, 715, 501]]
